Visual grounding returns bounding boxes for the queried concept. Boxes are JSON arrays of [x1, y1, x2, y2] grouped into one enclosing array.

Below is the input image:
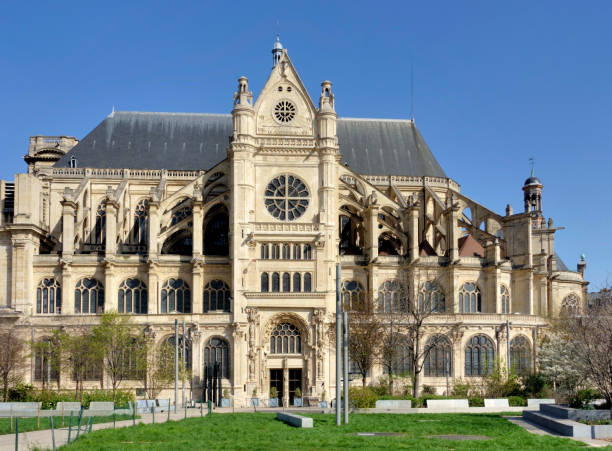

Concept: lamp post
[[174, 319, 178, 413], [335, 264, 342, 426]]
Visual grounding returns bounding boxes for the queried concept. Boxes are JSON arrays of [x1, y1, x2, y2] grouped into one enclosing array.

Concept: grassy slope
[[59, 413, 609, 450], [0, 415, 136, 435]]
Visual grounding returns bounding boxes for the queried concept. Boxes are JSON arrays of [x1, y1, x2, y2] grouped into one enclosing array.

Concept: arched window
[[303, 244, 312, 260], [204, 280, 230, 313], [271, 273, 280, 292], [377, 280, 406, 313], [510, 335, 532, 375], [261, 244, 269, 259], [459, 282, 482, 313], [465, 335, 495, 376], [119, 338, 144, 379], [282, 273, 290, 292], [36, 278, 61, 314], [204, 208, 229, 256], [204, 337, 230, 378], [501, 285, 510, 314], [271, 244, 280, 259], [390, 336, 413, 375], [282, 244, 290, 259], [133, 199, 148, 246], [270, 323, 301, 354], [561, 293, 580, 316], [424, 335, 452, 377], [34, 338, 59, 385], [161, 279, 191, 313], [74, 278, 104, 314], [292, 273, 301, 292], [304, 273, 312, 292], [419, 281, 445, 313], [92, 203, 106, 245], [342, 280, 365, 310], [293, 244, 301, 260], [164, 335, 192, 371], [171, 206, 192, 225], [118, 278, 147, 314], [261, 273, 269, 292]]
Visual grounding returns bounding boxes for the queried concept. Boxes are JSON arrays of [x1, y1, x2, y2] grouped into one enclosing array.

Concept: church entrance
[[269, 368, 302, 406], [288, 369, 302, 405], [269, 369, 283, 404]]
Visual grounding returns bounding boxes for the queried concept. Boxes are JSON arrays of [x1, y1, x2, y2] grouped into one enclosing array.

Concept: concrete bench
[[484, 398, 509, 408], [276, 412, 313, 428], [157, 399, 170, 412], [0, 402, 41, 411], [375, 400, 413, 409], [55, 402, 82, 412], [426, 399, 469, 409], [87, 401, 115, 414], [136, 400, 156, 413], [527, 398, 555, 407]]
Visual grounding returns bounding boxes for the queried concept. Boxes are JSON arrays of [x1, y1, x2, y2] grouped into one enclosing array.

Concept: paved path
[[506, 416, 611, 448], [0, 408, 208, 451]]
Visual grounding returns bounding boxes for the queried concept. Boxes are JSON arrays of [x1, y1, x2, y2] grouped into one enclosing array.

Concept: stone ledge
[[276, 412, 313, 428]]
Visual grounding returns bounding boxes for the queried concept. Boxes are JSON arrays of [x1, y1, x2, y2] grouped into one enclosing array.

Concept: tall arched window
[[204, 208, 229, 256], [292, 273, 301, 292], [204, 280, 230, 313], [34, 338, 59, 386], [74, 278, 104, 314], [390, 335, 413, 375], [303, 244, 312, 260], [261, 273, 269, 292], [164, 335, 192, 371], [304, 273, 312, 292], [204, 337, 230, 378], [561, 293, 580, 316], [465, 335, 495, 376], [171, 206, 192, 225], [161, 279, 191, 313], [510, 336, 532, 374], [271, 244, 280, 259], [419, 281, 445, 313], [377, 280, 405, 313], [282, 273, 290, 292], [342, 280, 365, 310], [92, 203, 106, 245], [36, 278, 61, 314], [501, 285, 510, 314], [270, 323, 301, 354], [133, 199, 148, 246], [282, 244, 290, 259], [118, 278, 147, 314], [261, 244, 269, 259], [424, 335, 452, 377], [459, 282, 482, 313], [271, 273, 280, 292], [293, 244, 301, 260]]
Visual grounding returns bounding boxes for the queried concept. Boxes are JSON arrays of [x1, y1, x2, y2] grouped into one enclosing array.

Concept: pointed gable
[[458, 234, 485, 258]]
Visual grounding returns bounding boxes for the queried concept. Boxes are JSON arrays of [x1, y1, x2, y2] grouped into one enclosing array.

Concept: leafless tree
[[142, 339, 175, 400], [0, 327, 26, 401], [54, 326, 100, 400]]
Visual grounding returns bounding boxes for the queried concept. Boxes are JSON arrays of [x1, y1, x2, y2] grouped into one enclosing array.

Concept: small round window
[[274, 101, 296, 123], [264, 175, 309, 221]]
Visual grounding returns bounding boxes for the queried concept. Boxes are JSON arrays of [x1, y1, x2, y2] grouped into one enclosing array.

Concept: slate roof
[[54, 111, 447, 177]]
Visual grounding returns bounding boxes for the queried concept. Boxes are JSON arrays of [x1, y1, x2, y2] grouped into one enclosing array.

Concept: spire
[[272, 34, 283, 67]]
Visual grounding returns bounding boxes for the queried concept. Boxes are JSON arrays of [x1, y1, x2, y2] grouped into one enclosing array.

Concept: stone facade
[[0, 42, 587, 407]]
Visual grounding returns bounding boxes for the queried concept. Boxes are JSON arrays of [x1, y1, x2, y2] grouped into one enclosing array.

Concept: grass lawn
[[60, 412, 610, 450], [0, 414, 136, 435]]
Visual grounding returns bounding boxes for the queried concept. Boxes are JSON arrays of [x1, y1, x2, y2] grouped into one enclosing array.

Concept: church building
[[0, 38, 588, 406]]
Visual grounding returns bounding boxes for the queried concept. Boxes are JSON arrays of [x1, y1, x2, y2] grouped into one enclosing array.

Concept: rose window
[[264, 175, 309, 221], [274, 101, 296, 123]]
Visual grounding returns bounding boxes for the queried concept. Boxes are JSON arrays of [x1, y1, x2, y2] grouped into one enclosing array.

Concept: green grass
[[60, 413, 611, 450], [0, 414, 136, 435]]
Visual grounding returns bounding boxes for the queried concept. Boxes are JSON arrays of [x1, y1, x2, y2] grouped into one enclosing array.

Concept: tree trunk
[[413, 371, 419, 398], [2, 378, 8, 402], [362, 373, 366, 387]]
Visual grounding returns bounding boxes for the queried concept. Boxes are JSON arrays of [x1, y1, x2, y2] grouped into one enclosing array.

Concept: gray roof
[[55, 111, 446, 177], [555, 252, 569, 271]]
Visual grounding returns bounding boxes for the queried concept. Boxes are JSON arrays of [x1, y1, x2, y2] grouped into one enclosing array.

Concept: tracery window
[[36, 278, 61, 314], [171, 206, 192, 225], [264, 175, 309, 221], [270, 323, 302, 354], [377, 280, 406, 313], [132, 199, 148, 246], [261, 244, 269, 260], [34, 338, 59, 385], [510, 335, 532, 375], [342, 280, 365, 310], [74, 278, 104, 314], [164, 335, 192, 371], [459, 282, 482, 313], [424, 335, 452, 377], [272, 244, 280, 259], [419, 281, 445, 313], [274, 100, 296, 123], [303, 244, 312, 260], [271, 273, 280, 292], [119, 339, 144, 379], [161, 278, 191, 313], [293, 273, 301, 292], [204, 208, 229, 256], [561, 293, 581, 316], [92, 203, 106, 245], [282, 244, 290, 259], [203, 280, 230, 313], [501, 285, 510, 314], [282, 273, 290, 292], [304, 273, 312, 292], [389, 335, 413, 375], [465, 335, 495, 376], [118, 278, 148, 314], [204, 337, 230, 378], [261, 273, 269, 292], [293, 244, 301, 260]]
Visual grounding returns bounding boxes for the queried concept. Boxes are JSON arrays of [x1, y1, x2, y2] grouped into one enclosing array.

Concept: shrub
[[452, 379, 479, 398], [269, 387, 278, 399], [508, 396, 527, 407], [7, 383, 35, 402], [369, 376, 392, 396], [294, 387, 302, 398], [82, 390, 134, 409], [468, 396, 484, 407], [569, 388, 600, 409], [349, 387, 377, 408], [421, 385, 436, 395], [522, 373, 547, 398]]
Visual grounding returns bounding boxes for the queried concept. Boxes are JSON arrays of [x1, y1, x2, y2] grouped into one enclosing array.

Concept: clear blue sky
[[1, 1, 610, 289]]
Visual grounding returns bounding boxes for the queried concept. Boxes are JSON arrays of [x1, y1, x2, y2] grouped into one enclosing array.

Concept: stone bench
[[157, 399, 170, 412], [0, 402, 41, 411], [276, 412, 313, 428], [136, 400, 156, 413], [54, 402, 82, 412], [527, 398, 555, 407], [426, 399, 469, 409], [375, 400, 413, 409], [484, 398, 509, 408]]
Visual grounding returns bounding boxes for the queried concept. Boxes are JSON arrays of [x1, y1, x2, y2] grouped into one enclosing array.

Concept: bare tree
[[54, 326, 100, 400], [0, 328, 26, 401], [142, 339, 175, 400]]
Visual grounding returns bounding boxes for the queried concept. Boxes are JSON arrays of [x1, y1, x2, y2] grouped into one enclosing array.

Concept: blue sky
[[0, 1, 610, 289]]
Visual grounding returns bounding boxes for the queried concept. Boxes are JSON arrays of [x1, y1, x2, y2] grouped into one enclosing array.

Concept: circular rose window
[[264, 175, 309, 221], [274, 101, 296, 123]]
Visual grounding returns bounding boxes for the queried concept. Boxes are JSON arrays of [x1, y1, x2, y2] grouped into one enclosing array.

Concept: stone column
[[60, 193, 76, 257], [408, 203, 419, 262], [147, 263, 159, 315], [148, 200, 160, 257], [61, 261, 73, 315], [104, 260, 118, 313], [366, 202, 379, 262], [192, 197, 203, 257], [105, 199, 119, 258], [191, 261, 203, 314], [445, 200, 460, 262]]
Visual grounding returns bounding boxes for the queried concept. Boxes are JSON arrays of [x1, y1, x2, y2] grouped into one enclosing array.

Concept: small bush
[[269, 387, 278, 399], [421, 385, 436, 395], [468, 396, 484, 407], [452, 379, 479, 398], [7, 383, 35, 402], [522, 373, 547, 398], [569, 388, 600, 409], [349, 387, 377, 408], [294, 387, 302, 398], [81, 390, 134, 409], [508, 396, 527, 407]]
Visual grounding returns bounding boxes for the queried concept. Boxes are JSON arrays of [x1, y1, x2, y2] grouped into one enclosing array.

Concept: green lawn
[[60, 413, 609, 450], [0, 414, 136, 435]]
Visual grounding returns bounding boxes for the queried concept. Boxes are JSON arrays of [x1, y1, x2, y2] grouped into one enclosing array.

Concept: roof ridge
[[113, 111, 231, 117]]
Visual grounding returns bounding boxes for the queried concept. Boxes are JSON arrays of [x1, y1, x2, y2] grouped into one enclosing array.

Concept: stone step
[[540, 403, 571, 419], [523, 410, 591, 438]]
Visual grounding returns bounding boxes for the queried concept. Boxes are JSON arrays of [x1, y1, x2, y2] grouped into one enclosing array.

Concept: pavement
[[506, 416, 612, 448]]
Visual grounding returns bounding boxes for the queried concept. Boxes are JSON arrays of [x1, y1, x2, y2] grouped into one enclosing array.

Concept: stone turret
[[523, 169, 544, 227], [25, 136, 78, 174]]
